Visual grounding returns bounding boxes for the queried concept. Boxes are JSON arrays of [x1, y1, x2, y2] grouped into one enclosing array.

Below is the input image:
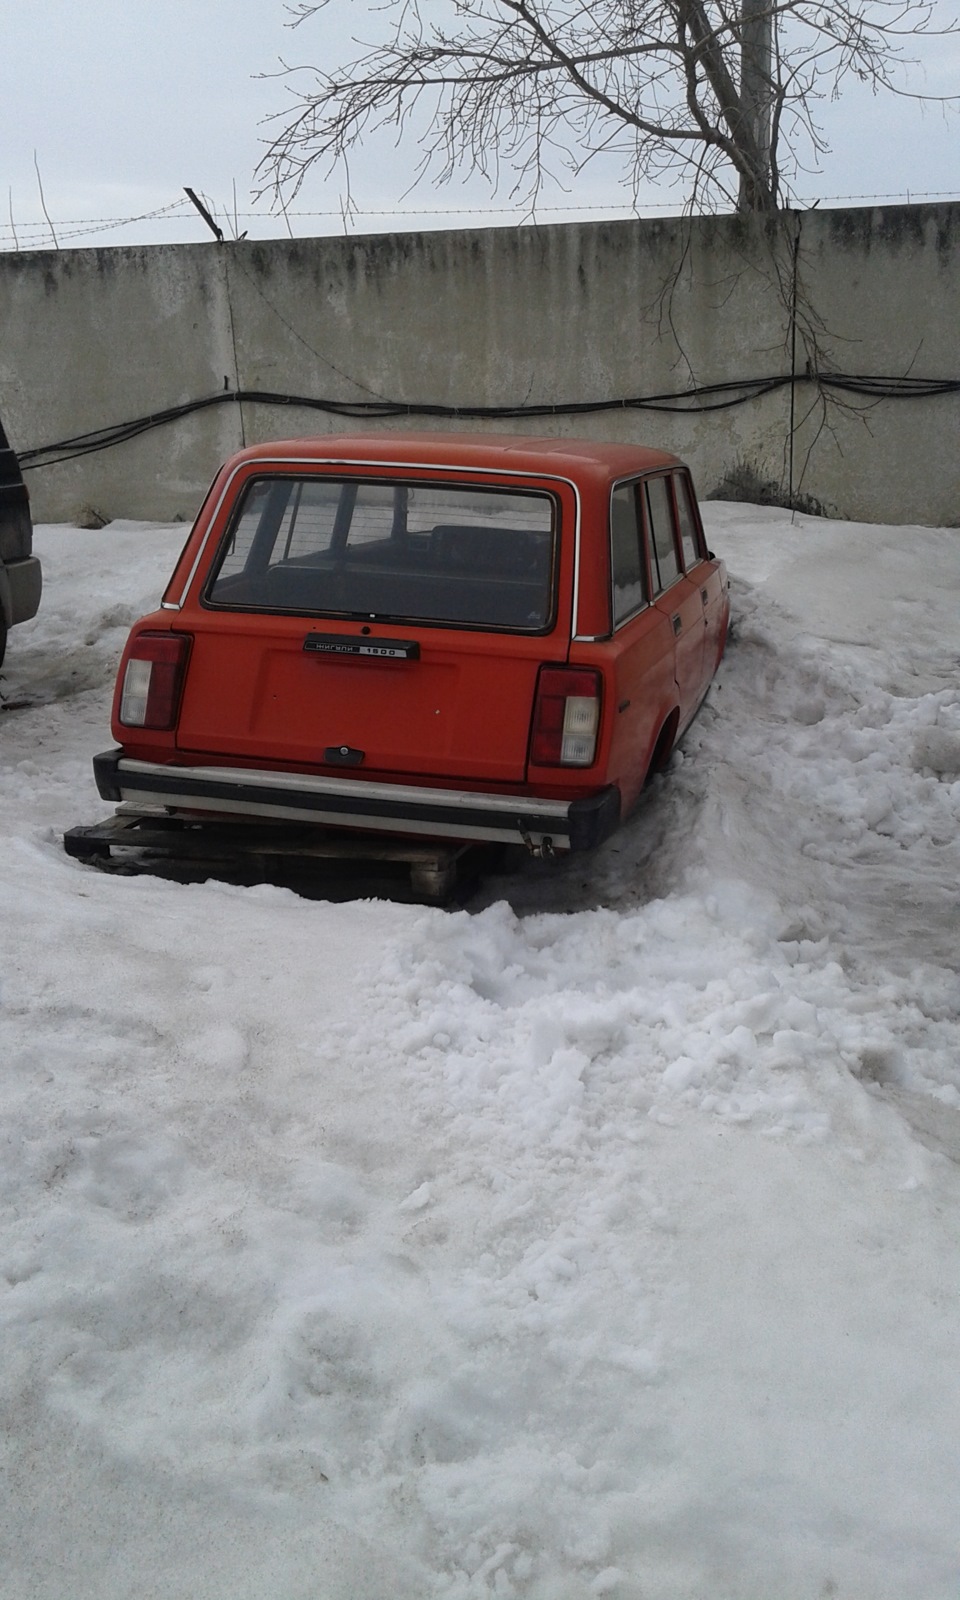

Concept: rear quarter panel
[[561, 474, 681, 819], [571, 611, 679, 818]]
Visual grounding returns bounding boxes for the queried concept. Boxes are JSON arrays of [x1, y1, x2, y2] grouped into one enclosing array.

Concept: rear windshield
[[204, 474, 557, 632]]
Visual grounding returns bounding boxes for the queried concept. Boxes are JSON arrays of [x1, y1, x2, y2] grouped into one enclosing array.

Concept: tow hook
[[519, 826, 556, 860]]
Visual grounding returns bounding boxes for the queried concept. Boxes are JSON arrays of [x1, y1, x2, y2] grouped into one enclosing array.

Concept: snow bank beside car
[[1, 508, 959, 1599]]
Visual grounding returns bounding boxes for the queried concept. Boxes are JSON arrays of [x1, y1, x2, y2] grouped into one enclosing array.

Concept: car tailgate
[[174, 614, 554, 784]]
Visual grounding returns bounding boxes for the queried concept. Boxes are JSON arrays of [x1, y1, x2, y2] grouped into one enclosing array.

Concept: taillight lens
[[119, 632, 191, 729], [530, 666, 602, 767]]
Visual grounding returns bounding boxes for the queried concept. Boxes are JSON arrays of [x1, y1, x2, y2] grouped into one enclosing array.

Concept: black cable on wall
[[18, 371, 958, 473]]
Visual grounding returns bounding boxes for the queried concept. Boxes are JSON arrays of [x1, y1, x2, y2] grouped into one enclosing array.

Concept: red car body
[[94, 432, 729, 855]]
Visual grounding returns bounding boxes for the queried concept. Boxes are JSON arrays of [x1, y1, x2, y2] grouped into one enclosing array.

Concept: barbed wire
[[252, 189, 960, 214], [0, 198, 193, 247], [2, 189, 959, 249]]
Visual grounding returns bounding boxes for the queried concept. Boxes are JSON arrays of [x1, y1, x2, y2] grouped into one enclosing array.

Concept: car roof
[[227, 431, 683, 483]]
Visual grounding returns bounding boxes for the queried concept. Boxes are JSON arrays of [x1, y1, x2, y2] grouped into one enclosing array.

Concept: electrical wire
[[17, 372, 958, 471]]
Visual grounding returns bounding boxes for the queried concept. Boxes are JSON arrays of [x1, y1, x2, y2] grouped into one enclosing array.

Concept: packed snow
[[1, 502, 959, 1599]]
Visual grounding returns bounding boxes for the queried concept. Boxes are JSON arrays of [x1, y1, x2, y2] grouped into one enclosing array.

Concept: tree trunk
[[738, 0, 774, 211]]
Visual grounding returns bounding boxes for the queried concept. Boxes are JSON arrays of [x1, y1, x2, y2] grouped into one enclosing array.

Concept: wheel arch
[[645, 706, 680, 784]]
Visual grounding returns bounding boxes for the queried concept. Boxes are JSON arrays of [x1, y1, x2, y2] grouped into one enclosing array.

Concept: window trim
[[608, 477, 651, 633], [163, 453, 583, 624], [642, 472, 685, 598], [669, 469, 707, 573], [609, 468, 688, 631], [200, 470, 563, 637]]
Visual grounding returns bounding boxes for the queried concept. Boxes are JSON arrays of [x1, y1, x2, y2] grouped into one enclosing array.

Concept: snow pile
[[1, 508, 959, 1599]]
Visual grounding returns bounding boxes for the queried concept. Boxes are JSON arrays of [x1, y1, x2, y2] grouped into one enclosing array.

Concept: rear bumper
[[93, 749, 621, 853]]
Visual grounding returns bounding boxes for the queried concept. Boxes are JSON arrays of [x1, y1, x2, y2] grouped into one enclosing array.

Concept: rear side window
[[610, 484, 648, 626], [673, 473, 704, 571], [644, 476, 680, 594], [205, 475, 557, 632]]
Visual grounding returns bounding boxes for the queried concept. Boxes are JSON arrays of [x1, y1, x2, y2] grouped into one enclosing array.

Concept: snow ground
[[1, 505, 959, 1599]]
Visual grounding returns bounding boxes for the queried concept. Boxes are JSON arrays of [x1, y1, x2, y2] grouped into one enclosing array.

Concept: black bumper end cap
[[566, 786, 621, 852], [93, 747, 123, 803]]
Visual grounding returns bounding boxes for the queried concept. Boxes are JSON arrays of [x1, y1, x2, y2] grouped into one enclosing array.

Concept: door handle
[[672, 614, 682, 636]]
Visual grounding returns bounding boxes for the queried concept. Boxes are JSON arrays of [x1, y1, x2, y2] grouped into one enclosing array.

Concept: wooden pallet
[[63, 813, 486, 904]]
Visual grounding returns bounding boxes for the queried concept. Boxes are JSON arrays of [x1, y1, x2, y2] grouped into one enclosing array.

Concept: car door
[[671, 469, 728, 679], [601, 481, 679, 812], [643, 473, 705, 730]]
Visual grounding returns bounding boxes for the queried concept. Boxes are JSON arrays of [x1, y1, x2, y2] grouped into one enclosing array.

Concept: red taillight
[[530, 666, 602, 767], [118, 632, 191, 729]]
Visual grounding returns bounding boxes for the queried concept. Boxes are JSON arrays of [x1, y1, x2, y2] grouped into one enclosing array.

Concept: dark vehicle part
[[63, 813, 489, 905], [0, 413, 42, 668], [90, 747, 622, 854]]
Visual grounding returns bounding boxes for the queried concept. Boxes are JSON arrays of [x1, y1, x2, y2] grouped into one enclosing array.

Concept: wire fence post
[[788, 212, 801, 507]]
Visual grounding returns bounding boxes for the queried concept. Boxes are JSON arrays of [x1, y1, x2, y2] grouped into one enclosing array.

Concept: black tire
[[646, 712, 679, 782], [0, 615, 7, 671]]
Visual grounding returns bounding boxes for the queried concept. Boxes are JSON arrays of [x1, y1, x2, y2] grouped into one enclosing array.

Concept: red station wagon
[[89, 433, 729, 864]]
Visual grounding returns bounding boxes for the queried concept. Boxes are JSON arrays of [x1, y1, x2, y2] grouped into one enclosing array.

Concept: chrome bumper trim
[[94, 751, 621, 852]]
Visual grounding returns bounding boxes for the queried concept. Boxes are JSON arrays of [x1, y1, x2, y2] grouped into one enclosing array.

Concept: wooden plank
[[63, 816, 481, 904]]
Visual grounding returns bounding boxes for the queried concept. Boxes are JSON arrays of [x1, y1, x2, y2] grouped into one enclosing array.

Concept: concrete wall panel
[[0, 204, 956, 526]]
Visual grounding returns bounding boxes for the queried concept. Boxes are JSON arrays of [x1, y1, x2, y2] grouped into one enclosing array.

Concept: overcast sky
[[2, 0, 958, 252]]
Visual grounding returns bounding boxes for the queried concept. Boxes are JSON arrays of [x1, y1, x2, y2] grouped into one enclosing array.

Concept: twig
[[33, 153, 59, 249]]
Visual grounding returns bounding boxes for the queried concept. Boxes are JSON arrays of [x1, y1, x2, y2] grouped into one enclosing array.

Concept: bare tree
[[256, 0, 958, 217]]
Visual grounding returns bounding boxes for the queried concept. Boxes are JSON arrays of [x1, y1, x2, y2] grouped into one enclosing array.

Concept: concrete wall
[[0, 204, 957, 526]]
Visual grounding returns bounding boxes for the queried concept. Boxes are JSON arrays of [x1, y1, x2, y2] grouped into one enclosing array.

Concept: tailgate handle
[[304, 633, 420, 661]]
